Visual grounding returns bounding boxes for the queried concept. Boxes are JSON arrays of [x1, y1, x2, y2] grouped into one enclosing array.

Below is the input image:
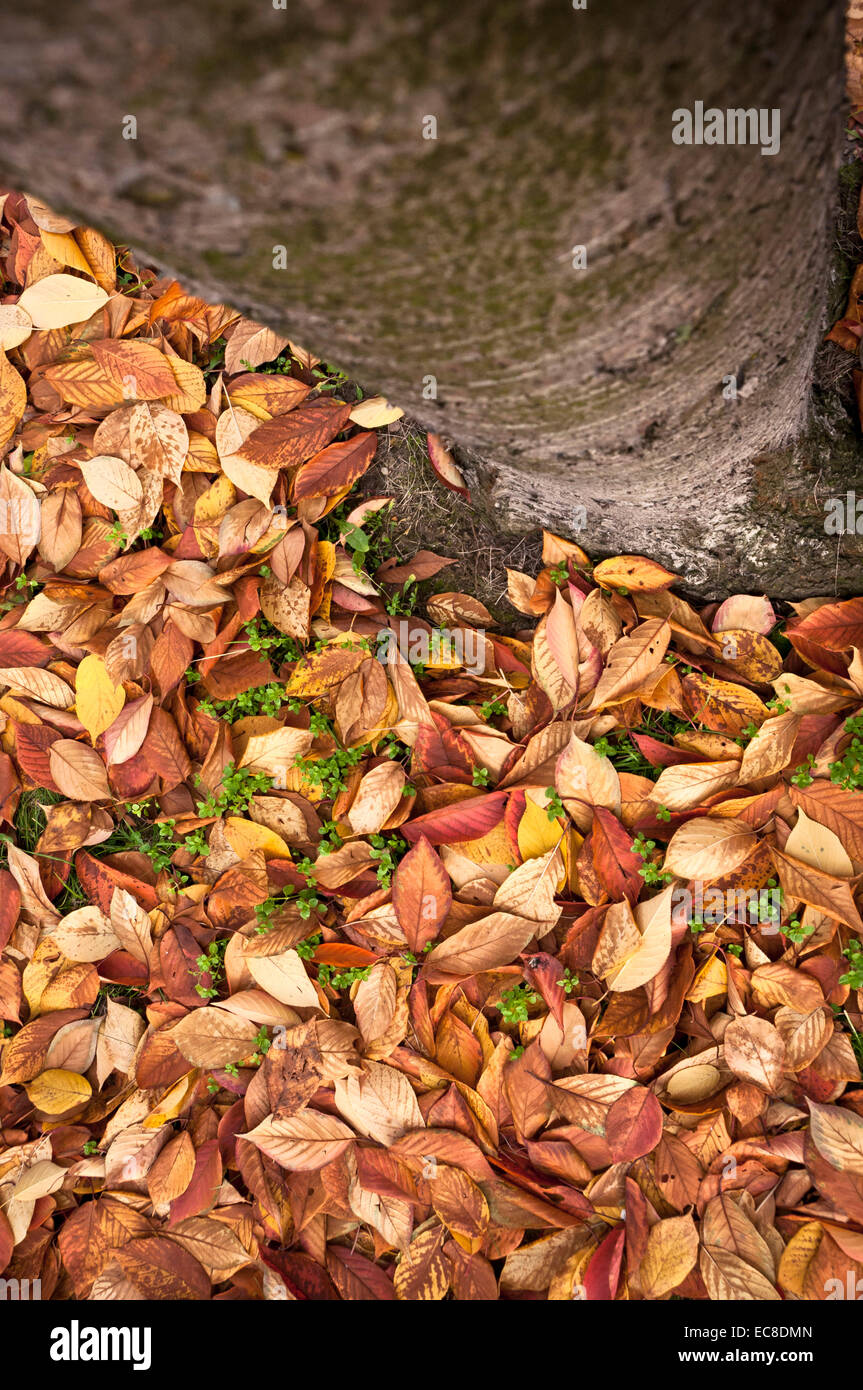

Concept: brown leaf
[[808, 1100, 863, 1175], [588, 619, 671, 709], [294, 431, 377, 501], [113, 1235, 210, 1299], [423, 912, 537, 978], [346, 760, 406, 835], [724, 1015, 786, 1093], [789, 779, 863, 861], [594, 555, 679, 592], [426, 433, 470, 500], [49, 741, 112, 800], [239, 398, 352, 470], [168, 1008, 259, 1067], [639, 1214, 699, 1297], [240, 1110, 355, 1171], [392, 835, 452, 953], [223, 318, 289, 375], [394, 1225, 451, 1301], [664, 817, 757, 880], [770, 846, 863, 932]]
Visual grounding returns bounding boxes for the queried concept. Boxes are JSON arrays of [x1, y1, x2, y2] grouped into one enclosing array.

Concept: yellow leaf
[[75, 653, 126, 741], [194, 474, 237, 527], [39, 230, 93, 275], [393, 1227, 452, 1300], [284, 643, 370, 698], [449, 821, 518, 872], [686, 953, 728, 1004], [316, 539, 337, 585], [17, 273, 109, 329], [142, 1071, 200, 1129], [778, 1222, 824, 1297], [161, 355, 208, 413], [22, 938, 99, 1016], [0, 350, 27, 451], [606, 882, 674, 992], [518, 790, 565, 859], [639, 1213, 699, 1297], [785, 808, 854, 878], [593, 554, 679, 592], [348, 396, 404, 427], [25, 1068, 92, 1115], [223, 817, 293, 861], [186, 430, 219, 472]]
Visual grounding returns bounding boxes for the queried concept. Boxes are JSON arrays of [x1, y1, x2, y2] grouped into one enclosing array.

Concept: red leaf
[[0, 871, 21, 952], [13, 722, 61, 791], [0, 628, 51, 666], [312, 943, 378, 967], [522, 952, 566, 1030], [262, 1249, 341, 1300], [139, 707, 192, 788], [401, 791, 509, 846], [427, 432, 471, 500], [327, 1245, 396, 1301], [582, 1225, 626, 1301], [75, 851, 159, 914], [389, 836, 451, 948], [629, 733, 694, 768], [241, 399, 352, 470], [605, 1085, 663, 1162], [168, 1138, 223, 1223], [293, 431, 377, 501], [591, 807, 644, 904], [790, 596, 863, 651]]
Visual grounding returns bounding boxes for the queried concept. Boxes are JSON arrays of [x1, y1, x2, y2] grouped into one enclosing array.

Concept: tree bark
[[0, 0, 857, 594]]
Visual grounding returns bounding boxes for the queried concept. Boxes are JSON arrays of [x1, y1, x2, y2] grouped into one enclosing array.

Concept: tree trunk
[[0, 0, 857, 595]]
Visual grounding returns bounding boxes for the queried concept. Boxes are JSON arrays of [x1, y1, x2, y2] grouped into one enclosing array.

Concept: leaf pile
[[1, 192, 863, 1302]]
